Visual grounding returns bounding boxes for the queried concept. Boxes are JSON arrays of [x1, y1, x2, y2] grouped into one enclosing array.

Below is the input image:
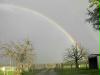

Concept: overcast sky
[[0, 0, 99, 64]]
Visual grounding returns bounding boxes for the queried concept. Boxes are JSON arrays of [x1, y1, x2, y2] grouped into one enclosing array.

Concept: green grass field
[[55, 69, 99, 75], [0, 70, 3, 75], [7, 71, 14, 75], [0, 70, 14, 75]]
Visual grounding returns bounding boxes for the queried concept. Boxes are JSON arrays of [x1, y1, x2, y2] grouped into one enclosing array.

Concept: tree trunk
[[71, 64, 73, 69], [75, 58, 79, 69]]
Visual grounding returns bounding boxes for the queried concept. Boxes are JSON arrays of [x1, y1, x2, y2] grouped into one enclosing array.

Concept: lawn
[[55, 69, 99, 75], [0, 70, 3, 75], [7, 71, 14, 75], [0, 70, 14, 75]]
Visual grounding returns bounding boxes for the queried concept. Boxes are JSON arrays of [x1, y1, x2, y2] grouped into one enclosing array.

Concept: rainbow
[[0, 4, 76, 45]]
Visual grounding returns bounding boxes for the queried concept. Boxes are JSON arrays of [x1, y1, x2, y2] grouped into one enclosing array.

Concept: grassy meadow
[[0, 70, 14, 75], [55, 69, 99, 75]]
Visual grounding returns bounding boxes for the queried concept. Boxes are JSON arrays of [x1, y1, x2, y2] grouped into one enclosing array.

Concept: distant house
[[88, 54, 100, 69]]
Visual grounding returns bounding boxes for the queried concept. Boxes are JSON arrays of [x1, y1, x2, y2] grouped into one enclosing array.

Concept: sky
[[0, 0, 99, 64]]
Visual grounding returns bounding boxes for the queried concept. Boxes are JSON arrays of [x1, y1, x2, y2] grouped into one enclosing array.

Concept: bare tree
[[64, 43, 87, 69], [0, 39, 35, 68]]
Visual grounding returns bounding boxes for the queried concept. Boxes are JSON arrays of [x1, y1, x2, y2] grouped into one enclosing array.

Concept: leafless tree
[[64, 43, 87, 69], [0, 39, 35, 69]]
